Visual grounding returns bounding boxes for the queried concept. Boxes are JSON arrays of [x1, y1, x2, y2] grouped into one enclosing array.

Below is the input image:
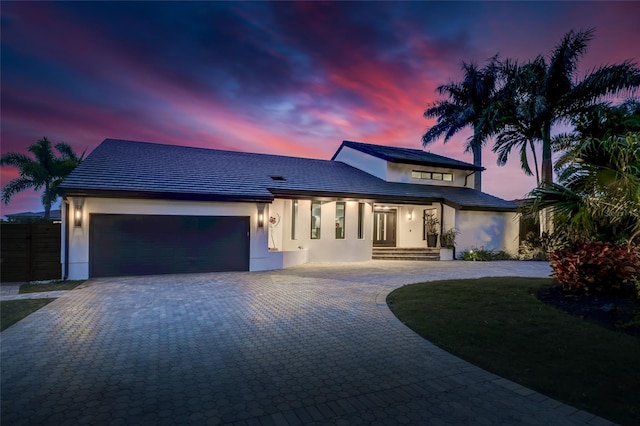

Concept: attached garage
[[89, 214, 250, 277]]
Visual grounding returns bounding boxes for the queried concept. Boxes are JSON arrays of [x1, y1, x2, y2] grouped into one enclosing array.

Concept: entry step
[[372, 247, 440, 261]]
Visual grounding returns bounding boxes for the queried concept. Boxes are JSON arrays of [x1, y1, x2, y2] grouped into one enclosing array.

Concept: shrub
[[550, 241, 640, 297], [518, 231, 573, 261], [458, 247, 514, 261], [440, 228, 459, 248]]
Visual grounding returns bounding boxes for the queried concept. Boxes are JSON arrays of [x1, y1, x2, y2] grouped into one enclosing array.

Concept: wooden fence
[[1, 223, 61, 282]]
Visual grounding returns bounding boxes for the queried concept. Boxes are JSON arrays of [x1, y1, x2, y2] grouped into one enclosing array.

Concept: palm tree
[[422, 57, 499, 191], [522, 101, 640, 244], [1, 137, 84, 219], [493, 29, 640, 186]]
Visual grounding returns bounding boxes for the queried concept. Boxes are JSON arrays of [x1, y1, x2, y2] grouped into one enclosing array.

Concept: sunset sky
[[1, 1, 639, 217]]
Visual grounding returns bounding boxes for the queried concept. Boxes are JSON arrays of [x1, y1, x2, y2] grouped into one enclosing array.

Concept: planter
[[440, 248, 454, 261], [427, 234, 438, 248]]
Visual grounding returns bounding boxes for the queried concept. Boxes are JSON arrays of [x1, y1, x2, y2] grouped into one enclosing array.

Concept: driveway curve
[[1, 261, 612, 425]]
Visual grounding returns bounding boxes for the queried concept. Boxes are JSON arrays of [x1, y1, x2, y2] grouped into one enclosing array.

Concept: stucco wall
[[63, 196, 271, 279], [455, 210, 520, 254], [393, 203, 440, 248], [386, 162, 476, 188], [280, 199, 373, 262], [332, 147, 388, 180]]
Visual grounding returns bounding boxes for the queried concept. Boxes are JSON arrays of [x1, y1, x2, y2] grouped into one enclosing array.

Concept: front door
[[373, 210, 396, 247]]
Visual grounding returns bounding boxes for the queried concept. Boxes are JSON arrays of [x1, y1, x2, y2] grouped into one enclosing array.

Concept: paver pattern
[[1, 261, 614, 425]]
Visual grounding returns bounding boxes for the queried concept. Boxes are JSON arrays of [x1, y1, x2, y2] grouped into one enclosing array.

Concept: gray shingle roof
[[333, 140, 484, 171], [59, 139, 515, 211]]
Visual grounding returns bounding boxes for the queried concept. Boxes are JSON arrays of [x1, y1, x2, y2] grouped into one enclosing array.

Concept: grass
[[387, 277, 640, 426], [0, 299, 55, 331], [19, 280, 85, 294]]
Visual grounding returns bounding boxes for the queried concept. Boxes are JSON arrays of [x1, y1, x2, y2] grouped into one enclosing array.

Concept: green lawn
[[19, 280, 85, 294], [0, 299, 55, 331], [387, 277, 640, 426]]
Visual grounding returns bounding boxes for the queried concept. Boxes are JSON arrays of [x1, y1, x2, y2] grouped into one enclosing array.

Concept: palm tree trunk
[[472, 130, 482, 191], [540, 122, 553, 234], [44, 181, 51, 220], [541, 121, 553, 184], [529, 138, 541, 186]]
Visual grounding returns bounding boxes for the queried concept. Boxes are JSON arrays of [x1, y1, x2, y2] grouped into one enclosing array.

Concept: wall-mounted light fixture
[[407, 208, 414, 221], [257, 203, 266, 228], [73, 198, 84, 227]]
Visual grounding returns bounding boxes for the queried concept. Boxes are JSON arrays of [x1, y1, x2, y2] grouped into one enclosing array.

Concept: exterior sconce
[[73, 199, 84, 227], [257, 203, 266, 228], [407, 209, 413, 221]]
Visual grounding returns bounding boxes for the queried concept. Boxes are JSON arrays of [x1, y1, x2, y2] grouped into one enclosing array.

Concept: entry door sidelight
[[373, 210, 396, 247]]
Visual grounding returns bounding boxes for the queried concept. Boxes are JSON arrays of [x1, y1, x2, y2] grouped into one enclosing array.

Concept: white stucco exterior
[[455, 210, 520, 254], [333, 146, 388, 180], [270, 199, 373, 263], [334, 145, 479, 188], [61, 141, 519, 278], [63, 196, 382, 279], [63, 196, 274, 279]]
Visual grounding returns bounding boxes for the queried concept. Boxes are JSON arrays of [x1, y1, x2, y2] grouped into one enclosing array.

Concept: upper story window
[[411, 170, 453, 182]]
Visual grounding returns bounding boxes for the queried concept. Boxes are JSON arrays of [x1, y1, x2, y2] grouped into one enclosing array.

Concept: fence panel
[[1, 223, 61, 282]]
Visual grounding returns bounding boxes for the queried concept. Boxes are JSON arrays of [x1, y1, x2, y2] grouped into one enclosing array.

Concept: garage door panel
[[90, 214, 249, 277]]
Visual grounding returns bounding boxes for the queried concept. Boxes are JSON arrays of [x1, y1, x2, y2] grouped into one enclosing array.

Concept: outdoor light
[[73, 199, 84, 227], [257, 203, 266, 228], [407, 209, 413, 221]]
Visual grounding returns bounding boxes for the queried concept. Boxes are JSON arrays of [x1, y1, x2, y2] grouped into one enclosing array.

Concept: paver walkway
[[1, 261, 614, 425]]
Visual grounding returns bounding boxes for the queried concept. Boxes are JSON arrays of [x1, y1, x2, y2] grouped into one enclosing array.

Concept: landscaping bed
[[538, 284, 640, 337]]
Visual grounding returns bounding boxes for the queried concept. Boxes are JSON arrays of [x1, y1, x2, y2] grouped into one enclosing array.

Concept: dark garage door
[[89, 214, 250, 277]]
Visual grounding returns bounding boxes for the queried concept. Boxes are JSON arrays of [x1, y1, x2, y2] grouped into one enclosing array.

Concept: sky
[[1, 1, 639, 217]]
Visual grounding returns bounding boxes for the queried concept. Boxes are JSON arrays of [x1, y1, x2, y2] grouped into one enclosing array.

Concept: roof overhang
[[60, 188, 273, 203]]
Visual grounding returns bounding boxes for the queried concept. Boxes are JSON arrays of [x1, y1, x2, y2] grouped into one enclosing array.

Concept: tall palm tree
[[1, 137, 84, 219], [493, 29, 640, 185], [521, 99, 640, 244], [422, 57, 499, 191]]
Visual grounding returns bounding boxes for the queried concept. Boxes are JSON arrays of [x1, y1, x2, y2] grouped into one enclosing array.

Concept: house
[[58, 139, 519, 279], [5, 209, 62, 223]]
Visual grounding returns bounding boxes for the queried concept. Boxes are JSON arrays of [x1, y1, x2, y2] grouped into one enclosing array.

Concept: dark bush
[[458, 248, 514, 261], [550, 241, 640, 297]]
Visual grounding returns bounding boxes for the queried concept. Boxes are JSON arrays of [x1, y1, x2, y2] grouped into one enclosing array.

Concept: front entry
[[373, 210, 396, 247]]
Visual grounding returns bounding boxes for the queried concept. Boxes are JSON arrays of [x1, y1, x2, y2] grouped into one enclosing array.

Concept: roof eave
[[60, 188, 274, 203]]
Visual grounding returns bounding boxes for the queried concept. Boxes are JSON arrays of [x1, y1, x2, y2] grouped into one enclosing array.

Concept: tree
[[492, 29, 640, 186], [522, 102, 640, 244], [1, 137, 84, 219], [422, 57, 499, 191]]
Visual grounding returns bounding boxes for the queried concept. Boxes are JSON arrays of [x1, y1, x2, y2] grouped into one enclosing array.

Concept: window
[[291, 200, 298, 240], [311, 201, 321, 239], [412, 170, 453, 182], [357, 203, 365, 239], [335, 202, 345, 239]]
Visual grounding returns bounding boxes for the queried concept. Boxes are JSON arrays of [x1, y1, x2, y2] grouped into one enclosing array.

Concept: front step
[[372, 247, 440, 261]]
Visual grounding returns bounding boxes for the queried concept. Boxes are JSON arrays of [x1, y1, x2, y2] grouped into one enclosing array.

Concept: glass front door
[[373, 210, 396, 247]]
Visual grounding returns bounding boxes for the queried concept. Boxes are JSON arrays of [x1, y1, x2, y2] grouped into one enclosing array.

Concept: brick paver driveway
[[1, 261, 611, 425]]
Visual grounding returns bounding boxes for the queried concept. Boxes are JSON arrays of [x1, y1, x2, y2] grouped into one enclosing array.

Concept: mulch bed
[[537, 285, 640, 337]]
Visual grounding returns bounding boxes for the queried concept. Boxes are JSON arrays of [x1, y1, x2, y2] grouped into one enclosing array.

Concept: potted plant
[[440, 228, 459, 260], [424, 214, 440, 248]]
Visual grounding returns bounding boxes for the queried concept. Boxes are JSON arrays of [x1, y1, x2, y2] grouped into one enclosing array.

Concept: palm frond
[[0, 152, 32, 169], [1, 177, 35, 204]]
